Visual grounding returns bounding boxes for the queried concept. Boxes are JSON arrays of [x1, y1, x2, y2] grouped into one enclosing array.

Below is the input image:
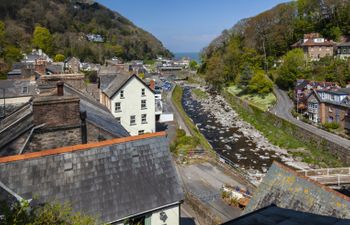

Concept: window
[[138, 130, 145, 135], [116, 117, 121, 123], [141, 88, 145, 96], [115, 102, 121, 112], [141, 100, 147, 109], [141, 114, 147, 124], [120, 90, 124, 98], [130, 115, 136, 125], [22, 86, 28, 94]]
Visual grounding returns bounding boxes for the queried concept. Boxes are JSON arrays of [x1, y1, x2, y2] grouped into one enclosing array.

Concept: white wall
[[150, 205, 180, 225], [111, 77, 155, 136]]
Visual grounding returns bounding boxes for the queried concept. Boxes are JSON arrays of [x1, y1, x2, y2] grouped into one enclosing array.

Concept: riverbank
[[222, 89, 344, 168], [172, 85, 214, 153]]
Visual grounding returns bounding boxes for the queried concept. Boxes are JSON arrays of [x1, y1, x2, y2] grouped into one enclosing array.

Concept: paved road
[[178, 162, 243, 223], [271, 87, 350, 149]]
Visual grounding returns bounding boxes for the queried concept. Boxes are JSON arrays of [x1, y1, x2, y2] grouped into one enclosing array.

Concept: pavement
[[271, 87, 350, 149], [178, 162, 243, 223]]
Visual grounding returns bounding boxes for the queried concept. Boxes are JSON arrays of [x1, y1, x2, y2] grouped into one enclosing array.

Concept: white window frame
[[115, 102, 121, 112], [116, 117, 121, 123], [141, 99, 147, 110], [142, 88, 146, 96], [130, 115, 136, 126], [141, 114, 147, 124], [120, 90, 124, 99], [138, 130, 145, 135]]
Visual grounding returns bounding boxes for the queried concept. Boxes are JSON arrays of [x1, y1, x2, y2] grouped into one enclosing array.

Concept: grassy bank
[[222, 89, 344, 168], [227, 85, 276, 111], [172, 85, 214, 153], [192, 88, 209, 99]]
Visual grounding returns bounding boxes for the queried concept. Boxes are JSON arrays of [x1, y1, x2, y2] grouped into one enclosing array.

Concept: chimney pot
[[57, 81, 64, 96]]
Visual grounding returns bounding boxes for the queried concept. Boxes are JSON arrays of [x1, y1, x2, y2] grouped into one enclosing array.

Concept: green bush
[[323, 122, 340, 130]]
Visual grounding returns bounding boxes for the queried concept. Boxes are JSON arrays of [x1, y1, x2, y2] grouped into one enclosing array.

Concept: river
[[181, 86, 308, 184]]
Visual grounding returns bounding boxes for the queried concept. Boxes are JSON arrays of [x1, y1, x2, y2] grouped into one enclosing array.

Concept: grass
[[172, 85, 214, 153], [192, 88, 208, 99], [227, 85, 276, 111], [222, 89, 344, 168]]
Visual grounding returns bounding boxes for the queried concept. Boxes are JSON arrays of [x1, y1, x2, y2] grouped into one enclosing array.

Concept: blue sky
[[96, 0, 290, 53]]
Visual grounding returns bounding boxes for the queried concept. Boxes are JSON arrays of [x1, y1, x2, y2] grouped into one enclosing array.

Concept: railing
[[298, 168, 350, 186], [0, 102, 32, 133]]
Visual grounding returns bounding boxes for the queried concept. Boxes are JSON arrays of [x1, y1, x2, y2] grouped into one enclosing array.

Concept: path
[[271, 87, 350, 150]]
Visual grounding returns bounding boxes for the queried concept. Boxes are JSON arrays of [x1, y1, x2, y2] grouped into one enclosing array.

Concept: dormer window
[[22, 86, 28, 94], [141, 88, 145, 96], [120, 90, 124, 98]]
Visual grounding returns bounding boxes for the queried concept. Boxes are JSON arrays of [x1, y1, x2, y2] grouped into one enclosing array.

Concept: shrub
[[323, 122, 340, 130]]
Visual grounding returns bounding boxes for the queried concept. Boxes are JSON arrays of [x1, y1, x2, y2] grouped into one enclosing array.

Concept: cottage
[[99, 69, 156, 136], [64, 57, 81, 73], [337, 42, 350, 59], [0, 132, 184, 224], [306, 89, 350, 130], [292, 33, 336, 61]]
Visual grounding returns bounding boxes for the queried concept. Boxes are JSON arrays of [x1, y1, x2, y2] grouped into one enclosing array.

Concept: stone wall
[[86, 122, 114, 143], [222, 91, 350, 165], [25, 127, 81, 152], [33, 96, 81, 128]]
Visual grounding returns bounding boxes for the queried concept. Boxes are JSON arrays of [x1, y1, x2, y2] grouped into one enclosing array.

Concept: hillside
[[200, 0, 350, 89], [0, 0, 172, 64]]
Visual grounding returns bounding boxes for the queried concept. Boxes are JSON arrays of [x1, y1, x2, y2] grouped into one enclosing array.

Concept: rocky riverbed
[[182, 85, 310, 185]]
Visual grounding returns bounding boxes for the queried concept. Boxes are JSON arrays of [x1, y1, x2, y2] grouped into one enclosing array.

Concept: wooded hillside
[[0, 0, 172, 65]]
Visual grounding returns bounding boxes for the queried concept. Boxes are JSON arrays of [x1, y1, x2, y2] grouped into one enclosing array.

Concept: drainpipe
[[80, 111, 88, 144]]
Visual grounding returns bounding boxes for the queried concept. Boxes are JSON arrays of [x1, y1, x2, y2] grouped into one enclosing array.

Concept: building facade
[[100, 74, 156, 136], [337, 42, 350, 59]]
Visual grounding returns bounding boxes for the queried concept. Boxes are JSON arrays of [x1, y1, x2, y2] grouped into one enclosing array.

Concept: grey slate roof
[[64, 84, 130, 137], [102, 73, 133, 98], [0, 80, 38, 98], [0, 135, 184, 223], [223, 205, 350, 225], [245, 162, 350, 219]]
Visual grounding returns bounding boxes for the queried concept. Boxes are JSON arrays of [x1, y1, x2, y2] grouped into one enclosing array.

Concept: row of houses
[[292, 33, 350, 61], [295, 79, 350, 131]]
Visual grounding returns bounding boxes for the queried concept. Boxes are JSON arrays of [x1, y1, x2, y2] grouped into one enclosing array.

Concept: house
[[244, 161, 350, 219], [0, 82, 129, 156], [99, 70, 156, 136], [86, 34, 104, 43], [306, 89, 350, 130], [222, 204, 350, 225], [294, 79, 339, 112], [0, 132, 184, 224], [21, 49, 53, 65], [337, 42, 350, 59], [292, 33, 336, 61], [7, 63, 35, 80], [64, 57, 81, 73]]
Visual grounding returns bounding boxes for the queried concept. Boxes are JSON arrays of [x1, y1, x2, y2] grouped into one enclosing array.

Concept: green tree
[[54, 54, 65, 62], [238, 64, 254, 89], [32, 26, 53, 54], [248, 71, 273, 95], [276, 49, 307, 90], [189, 60, 198, 70], [0, 21, 5, 47], [3, 46, 22, 62], [0, 200, 98, 225]]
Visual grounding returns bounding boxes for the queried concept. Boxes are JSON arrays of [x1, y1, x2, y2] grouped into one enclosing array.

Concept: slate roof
[[0, 80, 38, 98], [223, 205, 350, 225], [64, 84, 130, 137], [244, 162, 350, 219], [0, 132, 184, 223]]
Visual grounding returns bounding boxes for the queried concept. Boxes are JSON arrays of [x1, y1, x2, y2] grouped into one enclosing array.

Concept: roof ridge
[[273, 161, 350, 202], [0, 132, 166, 164]]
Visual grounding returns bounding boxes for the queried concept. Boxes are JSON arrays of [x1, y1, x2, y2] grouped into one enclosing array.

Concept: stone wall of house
[[33, 96, 81, 128], [307, 46, 334, 60], [222, 91, 350, 165], [323, 103, 348, 129], [86, 122, 114, 142], [25, 127, 81, 152]]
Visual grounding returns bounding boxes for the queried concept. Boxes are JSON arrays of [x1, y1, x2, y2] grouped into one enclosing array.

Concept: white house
[[99, 73, 156, 136]]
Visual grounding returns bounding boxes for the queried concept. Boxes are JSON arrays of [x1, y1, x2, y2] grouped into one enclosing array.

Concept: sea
[[174, 52, 200, 63]]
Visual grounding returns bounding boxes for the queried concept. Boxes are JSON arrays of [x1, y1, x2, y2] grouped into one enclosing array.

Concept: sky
[[96, 0, 291, 53]]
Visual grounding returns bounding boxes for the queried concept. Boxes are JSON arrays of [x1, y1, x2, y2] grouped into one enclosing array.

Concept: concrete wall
[[222, 91, 350, 165], [150, 205, 180, 225], [110, 77, 155, 136]]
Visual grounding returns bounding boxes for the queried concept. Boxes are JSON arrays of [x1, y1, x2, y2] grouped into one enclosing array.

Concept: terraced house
[[306, 88, 350, 131]]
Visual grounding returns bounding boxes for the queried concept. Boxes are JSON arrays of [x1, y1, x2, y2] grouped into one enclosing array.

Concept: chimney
[[57, 81, 64, 96], [80, 111, 88, 144], [150, 79, 155, 91]]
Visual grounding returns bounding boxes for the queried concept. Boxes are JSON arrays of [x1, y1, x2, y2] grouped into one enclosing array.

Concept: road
[[271, 87, 350, 149], [178, 162, 243, 223]]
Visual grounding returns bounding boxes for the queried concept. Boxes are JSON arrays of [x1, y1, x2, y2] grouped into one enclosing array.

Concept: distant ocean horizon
[[174, 52, 200, 62]]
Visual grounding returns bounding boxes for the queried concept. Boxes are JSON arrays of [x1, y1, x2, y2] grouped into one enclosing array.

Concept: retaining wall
[[222, 91, 350, 166]]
